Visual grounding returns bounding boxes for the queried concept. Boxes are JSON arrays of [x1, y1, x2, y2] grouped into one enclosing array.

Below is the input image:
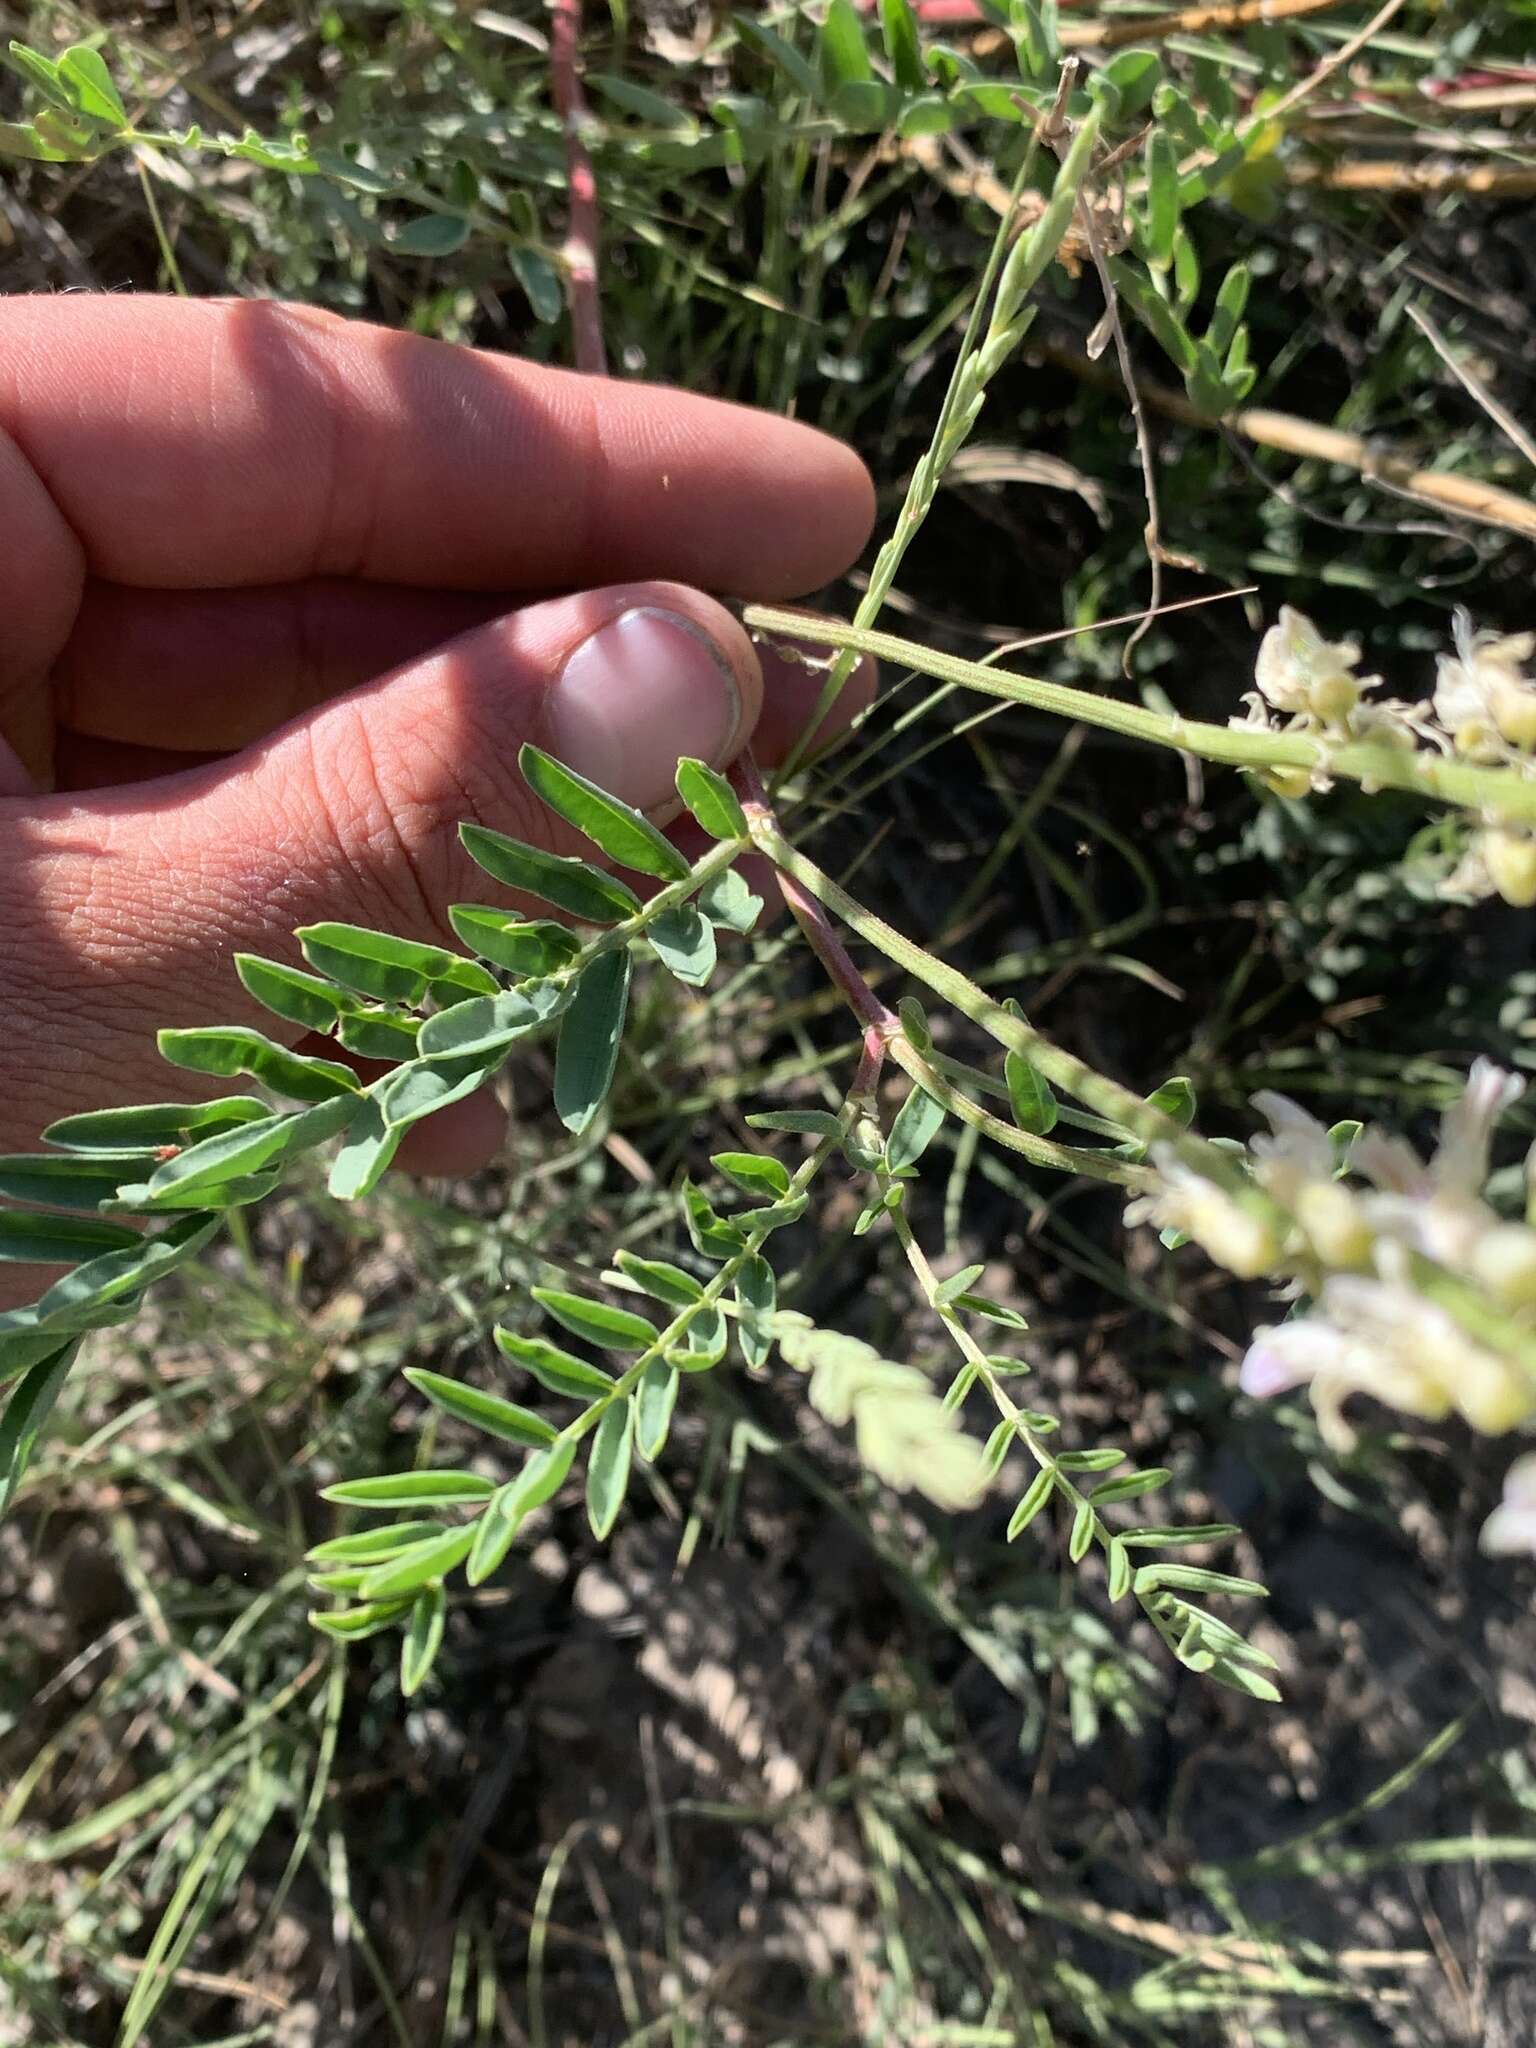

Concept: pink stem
[[737, 751, 898, 1052], [549, 0, 606, 376]]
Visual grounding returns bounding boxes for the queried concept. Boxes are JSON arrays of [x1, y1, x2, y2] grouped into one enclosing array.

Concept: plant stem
[[746, 606, 1536, 828], [549, 0, 606, 375]]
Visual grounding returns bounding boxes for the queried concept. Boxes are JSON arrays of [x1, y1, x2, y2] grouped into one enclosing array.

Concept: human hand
[[0, 296, 875, 1216]]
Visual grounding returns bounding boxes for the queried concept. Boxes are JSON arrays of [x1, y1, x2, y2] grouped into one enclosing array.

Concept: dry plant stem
[[1031, 342, 1536, 545], [1252, 0, 1409, 135], [1291, 162, 1536, 196], [1405, 302, 1536, 479], [1059, 0, 1349, 51], [549, 0, 605, 375]]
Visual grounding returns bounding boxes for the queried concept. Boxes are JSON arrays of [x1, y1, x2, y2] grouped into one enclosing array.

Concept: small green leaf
[[0, 1208, 141, 1265], [389, 211, 470, 257], [400, 1584, 447, 1695], [1005, 1052, 1058, 1136], [671, 1303, 726, 1372], [42, 1099, 269, 1154], [1055, 1447, 1125, 1473], [746, 1110, 841, 1137], [711, 1151, 791, 1200], [1143, 130, 1181, 270], [235, 954, 353, 1032], [335, 1009, 420, 1062], [554, 950, 631, 1135], [1007, 1465, 1055, 1540], [1133, 1563, 1267, 1600], [934, 1264, 985, 1308], [1107, 1538, 1132, 1602], [0, 1341, 77, 1514], [696, 867, 762, 934], [634, 1358, 679, 1460], [461, 822, 640, 923], [647, 905, 716, 987], [493, 1328, 615, 1398], [404, 1367, 557, 1447], [887, 1086, 945, 1172], [311, 147, 393, 193], [321, 1470, 496, 1508], [586, 1400, 634, 1539], [417, 984, 564, 1062], [465, 1438, 579, 1585], [375, 1049, 504, 1132], [818, 0, 872, 94], [309, 1599, 413, 1642], [1068, 1500, 1097, 1563], [447, 906, 580, 976], [950, 1292, 1028, 1331], [26, 1215, 220, 1332], [296, 922, 494, 1005], [735, 1255, 776, 1370], [57, 43, 127, 126], [157, 1027, 358, 1104], [0, 1153, 145, 1213], [144, 1096, 356, 1204], [674, 757, 748, 840], [880, 0, 926, 92], [682, 1179, 747, 1261], [897, 997, 932, 1052], [532, 1286, 657, 1351], [733, 15, 819, 99], [1119, 1523, 1241, 1550], [520, 744, 693, 880], [588, 73, 694, 128], [511, 246, 563, 323], [5, 43, 75, 112], [306, 1521, 447, 1565], [360, 1525, 477, 1602], [1089, 1467, 1172, 1505], [613, 1250, 704, 1308]]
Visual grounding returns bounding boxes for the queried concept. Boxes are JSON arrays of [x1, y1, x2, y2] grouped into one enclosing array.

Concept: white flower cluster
[[1128, 1062, 1536, 1557], [1236, 607, 1536, 905]]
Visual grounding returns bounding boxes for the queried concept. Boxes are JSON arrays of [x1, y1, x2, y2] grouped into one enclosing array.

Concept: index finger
[[0, 296, 875, 598]]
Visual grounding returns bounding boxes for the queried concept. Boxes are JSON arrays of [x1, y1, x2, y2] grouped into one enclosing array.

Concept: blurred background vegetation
[[4, 1, 1536, 2041]]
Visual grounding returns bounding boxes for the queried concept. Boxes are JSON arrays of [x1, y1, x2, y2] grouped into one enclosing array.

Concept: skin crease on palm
[[0, 296, 877, 1307]]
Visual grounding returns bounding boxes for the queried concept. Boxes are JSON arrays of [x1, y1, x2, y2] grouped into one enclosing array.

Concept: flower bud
[[1309, 668, 1360, 726], [1482, 829, 1536, 908], [1258, 763, 1314, 801], [1491, 672, 1536, 752], [1295, 1180, 1373, 1270], [841, 1115, 887, 1173], [1447, 1350, 1536, 1436], [1471, 1224, 1536, 1310], [1187, 1195, 1281, 1280]]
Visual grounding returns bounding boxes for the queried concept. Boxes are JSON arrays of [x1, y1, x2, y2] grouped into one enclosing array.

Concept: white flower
[[1352, 1059, 1523, 1271], [1255, 607, 1375, 726], [1241, 1272, 1536, 1446], [1125, 1151, 1280, 1279], [1480, 1451, 1536, 1556], [1434, 610, 1536, 755], [1248, 1091, 1334, 1205]]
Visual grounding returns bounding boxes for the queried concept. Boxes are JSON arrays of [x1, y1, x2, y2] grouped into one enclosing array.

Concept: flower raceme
[[1126, 1063, 1536, 1555], [1237, 606, 1536, 902]]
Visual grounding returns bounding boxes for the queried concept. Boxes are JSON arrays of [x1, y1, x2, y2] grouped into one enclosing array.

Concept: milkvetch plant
[[4, 4, 1536, 1717]]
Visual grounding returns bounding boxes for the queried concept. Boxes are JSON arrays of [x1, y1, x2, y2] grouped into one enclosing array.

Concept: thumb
[[8, 583, 760, 1150]]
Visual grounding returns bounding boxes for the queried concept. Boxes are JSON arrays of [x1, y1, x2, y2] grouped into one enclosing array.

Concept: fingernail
[[547, 606, 743, 813]]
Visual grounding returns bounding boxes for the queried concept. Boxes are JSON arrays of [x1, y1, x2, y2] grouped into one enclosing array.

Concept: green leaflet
[[447, 906, 580, 977], [586, 1399, 634, 1540], [403, 1367, 557, 1447], [634, 1359, 679, 1461], [400, 1584, 447, 1695], [1005, 1052, 1058, 1136], [235, 953, 354, 1032], [711, 1150, 790, 1200], [531, 1286, 657, 1351], [734, 1255, 776, 1370], [887, 1085, 945, 1171], [321, 1470, 497, 1508], [141, 1095, 358, 1204], [375, 1048, 505, 1131], [42, 1098, 270, 1153], [674, 757, 748, 840], [295, 920, 495, 1005], [417, 981, 568, 1062], [0, 1152, 147, 1213], [459, 822, 641, 922], [612, 1251, 703, 1308], [327, 1099, 401, 1200], [0, 1340, 79, 1513], [0, 1208, 142, 1265], [554, 949, 631, 1135], [696, 867, 762, 933], [465, 1438, 578, 1585], [520, 744, 692, 881], [647, 905, 717, 988], [493, 1328, 615, 1398], [358, 1525, 477, 1602], [157, 1027, 358, 1104], [306, 1521, 448, 1566]]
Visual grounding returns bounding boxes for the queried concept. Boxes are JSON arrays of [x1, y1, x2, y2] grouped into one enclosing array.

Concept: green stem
[[748, 608, 1536, 828]]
